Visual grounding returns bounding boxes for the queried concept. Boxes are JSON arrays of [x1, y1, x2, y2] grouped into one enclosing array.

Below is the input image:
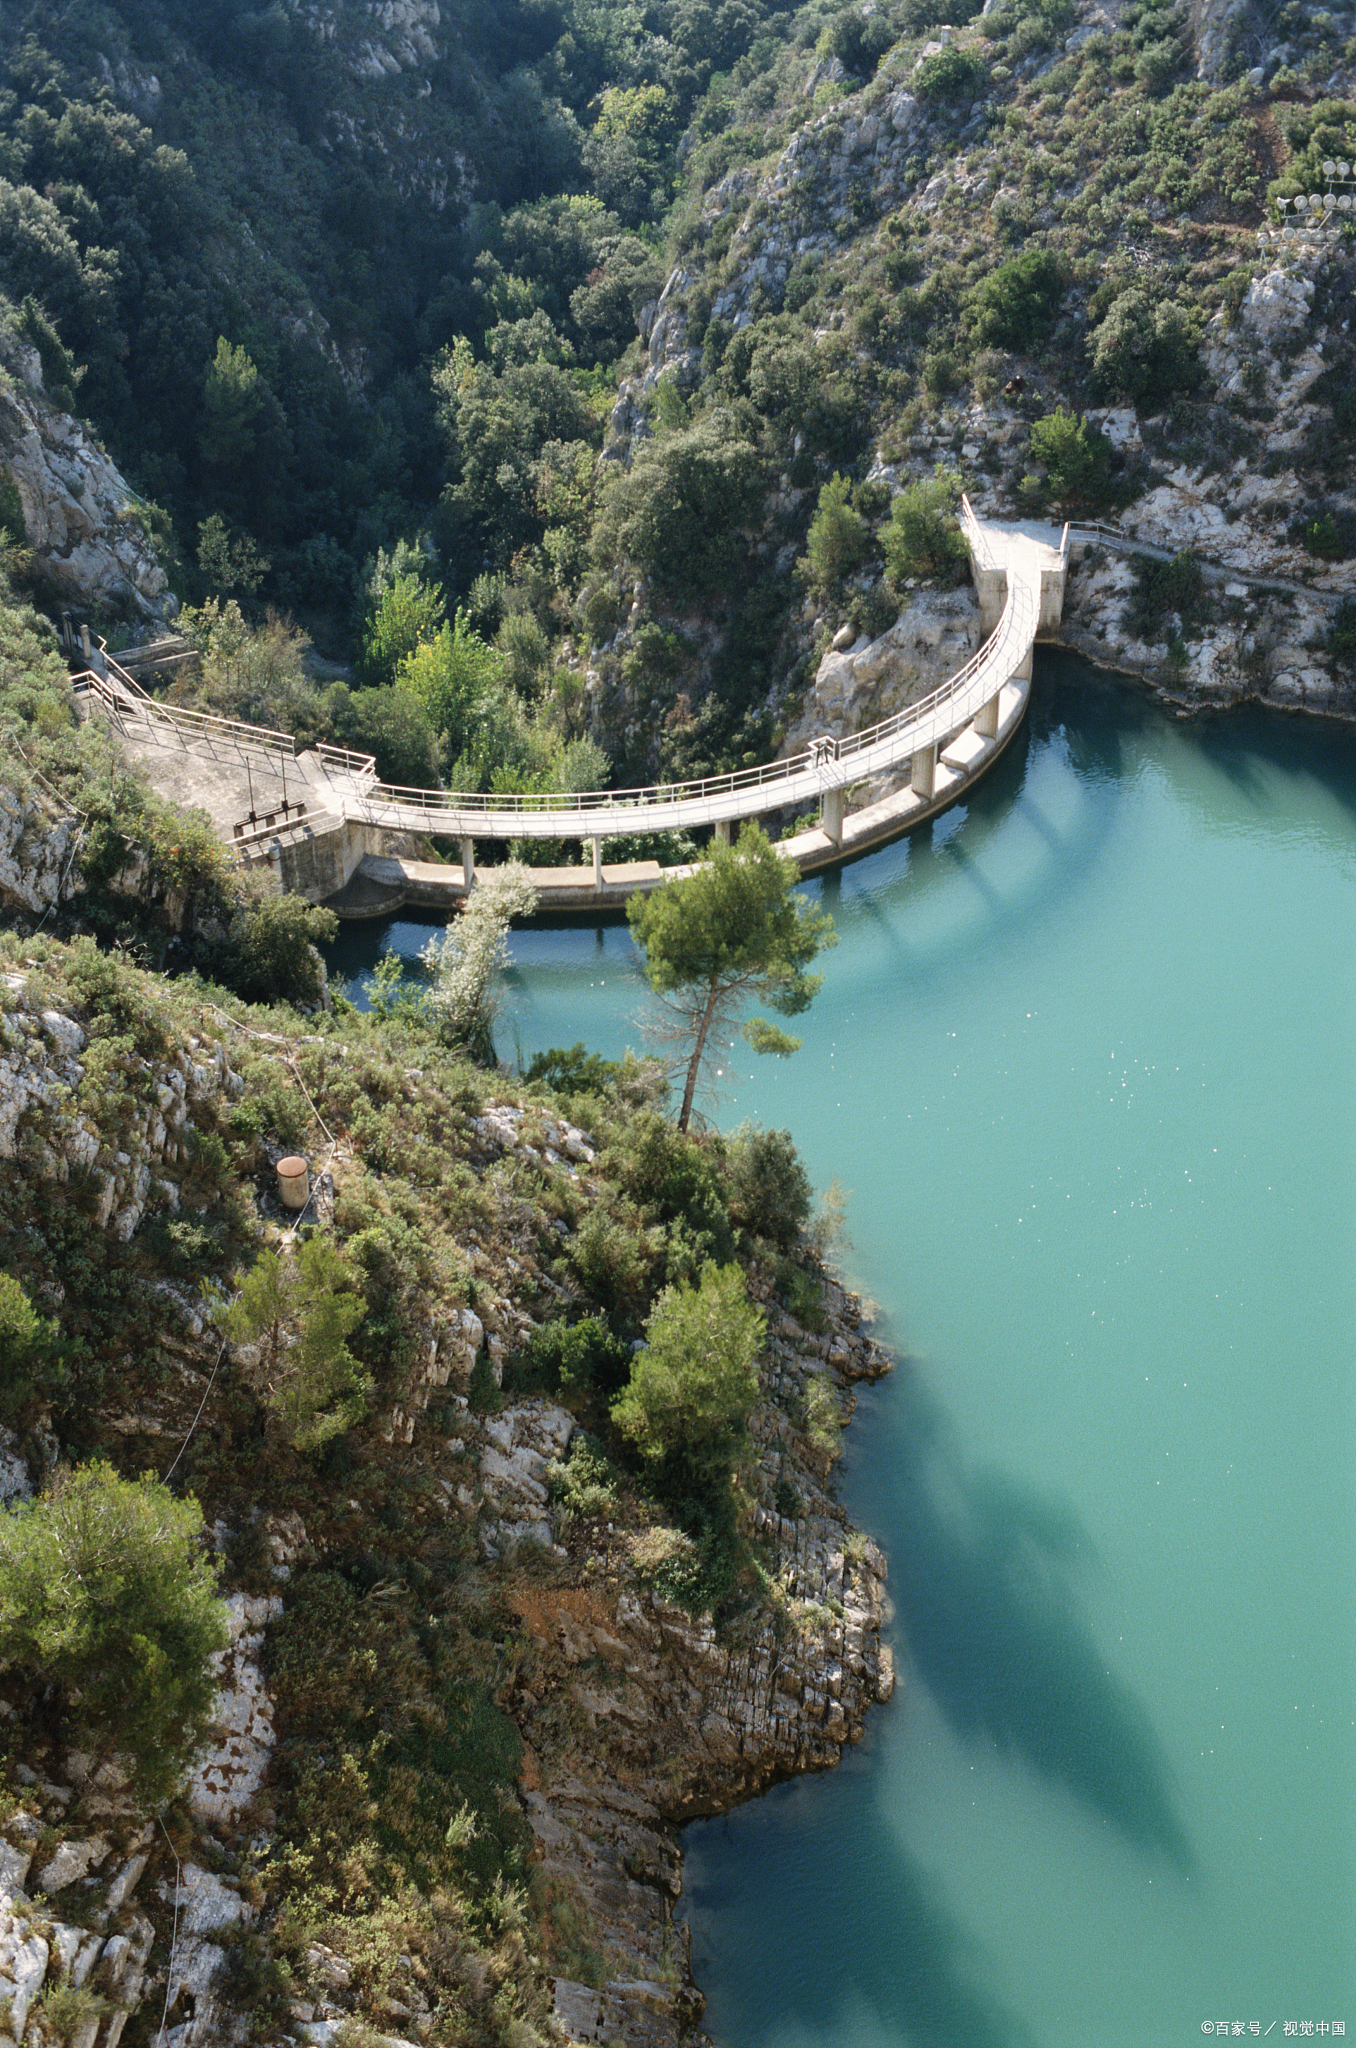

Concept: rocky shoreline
[[0, 965, 895, 2048], [515, 1275, 895, 2048]]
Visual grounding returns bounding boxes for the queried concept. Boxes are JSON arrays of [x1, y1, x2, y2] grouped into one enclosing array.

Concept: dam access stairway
[[70, 508, 1070, 915]]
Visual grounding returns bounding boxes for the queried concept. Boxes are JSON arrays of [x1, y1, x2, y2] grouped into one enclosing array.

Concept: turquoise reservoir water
[[331, 652, 1356, 2048]]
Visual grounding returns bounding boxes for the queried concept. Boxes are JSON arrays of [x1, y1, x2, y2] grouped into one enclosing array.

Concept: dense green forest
[[0, 0, 1352, 791]]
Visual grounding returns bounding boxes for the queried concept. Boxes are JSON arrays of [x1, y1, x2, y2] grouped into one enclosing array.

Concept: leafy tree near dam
[[628, 823, 837, 1133]]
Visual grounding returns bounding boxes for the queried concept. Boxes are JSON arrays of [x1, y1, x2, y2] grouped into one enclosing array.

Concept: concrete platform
[[333, 854, 669, 918]]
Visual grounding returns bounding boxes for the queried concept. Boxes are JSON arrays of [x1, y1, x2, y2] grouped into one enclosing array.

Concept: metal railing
[[73, 666, 297, 764], [71, 519, 1050, 855], [314, 743, 378, 787], [231, 806, 334, 854], [336, 542, 1045, 842], [1066, 520, 1137, 551]]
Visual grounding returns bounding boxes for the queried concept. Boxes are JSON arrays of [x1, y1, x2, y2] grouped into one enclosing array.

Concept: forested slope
[[0, 0, 1352, 781]]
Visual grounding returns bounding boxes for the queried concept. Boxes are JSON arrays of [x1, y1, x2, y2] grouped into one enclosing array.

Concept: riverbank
[[516, 1265, 895, 2046], [0, 936, 898, 2048]]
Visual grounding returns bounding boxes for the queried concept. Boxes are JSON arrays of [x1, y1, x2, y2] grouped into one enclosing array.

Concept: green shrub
[[266, 1569, 530, 1905], [590, 418, 767, 596], [333, 686, 441, 788], [1089, 288, 1200, 404], [546, 1433, 620, 1517], [19, 296, 80, 411], [569, 1205, 657, 1330], [524, 1042, 621, 1097], [360, 570, 446, 687], [63, 938, 171, 1059], [33, 1982, 112, 2040], [608, 1112, 734, 1267], [1327, 597, 1356, 669], [968, 249, 1066, 352], [1027, 409, 1113, 508], [0, 1462, 228, 1804], [220, 892, 339, 1008], [882, 467, 969, 583], [783, 1262, 827, 1332], [0, 1273, 59, 1422], [773, 1474, 802, 1521], [503, 1316, 631, 1401], [914, 43, 988, 101], [467, 1352, 502, 1413], [1125, 550, 1204, 639], [727, 1125, 812, 1249], [802, 472, 872, 592], [224, 1238, 371, 1452], [611, 1262, 764, 1494], [1299, 508, 1356, 561], [0, 470, 26, 548]]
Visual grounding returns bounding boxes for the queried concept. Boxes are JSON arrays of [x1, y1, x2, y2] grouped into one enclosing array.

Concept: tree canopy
[[627, 822, 836, 1131], [0, 1462, 229, 1805], [611, 1260, 765, 1490]]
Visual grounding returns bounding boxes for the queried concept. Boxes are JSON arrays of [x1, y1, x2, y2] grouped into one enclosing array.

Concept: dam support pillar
[[1013, 645, 1033, 682], [461, 836, 475, 888], [975, 692, 1000, 740], [592, 837, 603, 891], [821, 786, 844, 846], [911, 743, 937, 799], [714, 819, 731, 845]]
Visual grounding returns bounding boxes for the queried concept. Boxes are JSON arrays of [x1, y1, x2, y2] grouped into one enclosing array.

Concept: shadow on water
[[880, 1359, 1193, 1875], [684, 1778, 1042, 2048], [680, 1319, 1193, 2048]]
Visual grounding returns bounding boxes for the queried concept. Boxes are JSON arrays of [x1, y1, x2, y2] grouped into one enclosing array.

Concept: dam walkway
[[72, 506, 1069, 914]]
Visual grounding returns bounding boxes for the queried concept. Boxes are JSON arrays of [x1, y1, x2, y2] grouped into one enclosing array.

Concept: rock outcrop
[[0, 1809, 158, 2048], [467, 1267, 894, 2048], [0, 338, 170, 622], [0, 784, 80, 921], [788, 585, 985, 750], [0, 972, 242, 1243]]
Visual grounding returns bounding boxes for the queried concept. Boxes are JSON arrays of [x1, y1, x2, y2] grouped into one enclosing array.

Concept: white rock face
[[479, 1401, 575, 1557], [788, 586, 984, 748], [0, 784, 77, 918], [153, 1865, 245, 2046], [0, 1429, 29, 1506], [5, 1928, 49, 2035], [0, 983, 242, 1243], [1239, 267, 1314, 341], [0, 338, 169, 620], [187, 1593, 284, 1825], [36, 1832, 111, 1894]]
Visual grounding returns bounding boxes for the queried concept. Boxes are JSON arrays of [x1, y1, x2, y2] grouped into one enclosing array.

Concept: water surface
[[332, 652, 1356, 2047]]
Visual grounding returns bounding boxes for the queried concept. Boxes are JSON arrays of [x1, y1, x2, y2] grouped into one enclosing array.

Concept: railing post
[[461, 836, 475, 888], [911, 743, 936, 799]]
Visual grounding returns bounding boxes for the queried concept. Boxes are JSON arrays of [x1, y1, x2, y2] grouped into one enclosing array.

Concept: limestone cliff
[[0, 337, 170, 623]]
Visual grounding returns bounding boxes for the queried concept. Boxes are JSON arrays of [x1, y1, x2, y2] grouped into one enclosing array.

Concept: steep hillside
[[0, 0, 1349, 741], [0, 925, 894, 2048], [0, 576, 900, 2047]]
